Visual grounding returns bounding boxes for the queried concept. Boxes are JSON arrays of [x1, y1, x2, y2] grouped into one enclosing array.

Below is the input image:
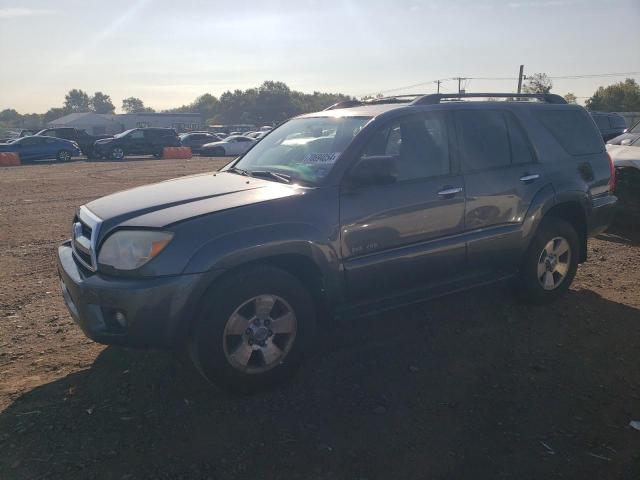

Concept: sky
[[0, 0, 639, 113]]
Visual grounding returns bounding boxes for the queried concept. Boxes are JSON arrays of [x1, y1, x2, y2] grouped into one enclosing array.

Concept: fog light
[[114, 311, 127, 328]]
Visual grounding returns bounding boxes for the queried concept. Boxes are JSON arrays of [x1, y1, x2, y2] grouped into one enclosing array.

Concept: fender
[[182, 222, 344, 301], [522, 185, 590, 257]]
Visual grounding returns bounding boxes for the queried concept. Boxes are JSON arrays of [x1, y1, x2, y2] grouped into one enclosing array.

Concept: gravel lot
[[1, 157, 639, 479]]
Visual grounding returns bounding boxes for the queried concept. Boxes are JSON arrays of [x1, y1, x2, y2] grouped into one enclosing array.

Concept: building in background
[[47, 112, 204, 135]]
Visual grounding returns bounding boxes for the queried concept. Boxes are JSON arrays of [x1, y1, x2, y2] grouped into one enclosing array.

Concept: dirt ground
[[1, 157, 639, 480]]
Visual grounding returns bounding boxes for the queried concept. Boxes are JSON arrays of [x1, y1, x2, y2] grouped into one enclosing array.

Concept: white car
[[200, 135, 256, 157], [607, 139, 640, 171]]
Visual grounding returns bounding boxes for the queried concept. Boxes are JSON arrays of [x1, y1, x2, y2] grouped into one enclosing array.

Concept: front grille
[[71, 206, 101, 271]]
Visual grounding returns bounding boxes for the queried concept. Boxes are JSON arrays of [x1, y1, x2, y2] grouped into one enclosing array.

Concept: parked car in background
[[200, 135, 256, 156], [57, 92, 616, 392], [0, 128, 41, 143], [179, 132, 222, 154], [607, 120, 640, 146], [590, 112, 627, 142], [36, 127, 110, 158], [93, 128, 180, 160], [607, 138, 640, 213], [0, 135, 81, 162], [607, 136, 640, 171]]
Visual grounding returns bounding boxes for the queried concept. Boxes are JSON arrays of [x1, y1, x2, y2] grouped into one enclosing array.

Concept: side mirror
[[347, 155, 398, 188]]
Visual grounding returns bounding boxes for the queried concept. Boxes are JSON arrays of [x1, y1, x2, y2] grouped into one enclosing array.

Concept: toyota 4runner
[[57, 93, 617, 391]]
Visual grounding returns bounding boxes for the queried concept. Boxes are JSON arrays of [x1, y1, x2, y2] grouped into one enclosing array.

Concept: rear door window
[[534, 109, 603, 155], [455, 110, 511, 171], [505, 113, 535, 165]]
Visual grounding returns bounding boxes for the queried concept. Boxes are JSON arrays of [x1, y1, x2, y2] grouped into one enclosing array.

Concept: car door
[[18, 137, 47, 160], [236, 137, 253, 154], [340, 111, 467, 301], [127, 129, 146, 154], [455, 109, 544, 274], [226, 138, 240, 155]]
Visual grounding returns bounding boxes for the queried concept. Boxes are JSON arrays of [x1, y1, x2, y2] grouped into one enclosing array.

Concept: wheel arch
[[523, 186, 589, 263]]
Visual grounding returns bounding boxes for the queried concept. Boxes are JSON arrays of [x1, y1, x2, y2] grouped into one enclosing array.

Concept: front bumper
[[57, 241, 214, 348]]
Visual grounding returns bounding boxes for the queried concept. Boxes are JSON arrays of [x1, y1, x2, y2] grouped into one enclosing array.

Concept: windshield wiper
[[226, 166, 251, 177], [249, 170, 292, 184]]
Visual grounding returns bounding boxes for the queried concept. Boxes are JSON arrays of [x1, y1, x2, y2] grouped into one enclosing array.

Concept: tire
[[518, 217, 579, 304], [56, 149, 72, 162], [210, 146, 225, 157], [189, 265, 317, 393], [110, 147, 125, 161]]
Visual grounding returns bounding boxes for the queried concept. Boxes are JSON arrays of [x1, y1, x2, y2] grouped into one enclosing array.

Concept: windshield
[[114, 129, 134, 138], [630, 122, 640, 133], [233, 116, 370, 184]]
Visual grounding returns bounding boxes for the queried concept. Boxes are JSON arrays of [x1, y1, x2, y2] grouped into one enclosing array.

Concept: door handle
[[519, 174, 540, 184], [437, 186, 463, 197]]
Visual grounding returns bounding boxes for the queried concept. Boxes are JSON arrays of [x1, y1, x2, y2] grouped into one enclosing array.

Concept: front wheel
[[518, 217, 579, 304], [189, 265, 317, 393], [56, 149, 72, 162], [110, 147, 125, 161]]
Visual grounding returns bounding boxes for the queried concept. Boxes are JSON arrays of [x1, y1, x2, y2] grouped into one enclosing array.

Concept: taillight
[[607, 152, 616, 193]]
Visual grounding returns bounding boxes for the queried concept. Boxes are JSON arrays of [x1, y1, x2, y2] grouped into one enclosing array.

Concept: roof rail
[[323, 100, 363, 111], [411, 92, 567, 106]]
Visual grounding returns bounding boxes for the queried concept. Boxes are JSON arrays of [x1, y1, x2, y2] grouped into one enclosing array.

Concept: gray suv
[[57, 93, 617, 391]]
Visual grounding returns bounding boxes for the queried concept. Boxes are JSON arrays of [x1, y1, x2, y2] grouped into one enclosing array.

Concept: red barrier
[[0, 152, 20, 167], [163, 147, 192, 159]]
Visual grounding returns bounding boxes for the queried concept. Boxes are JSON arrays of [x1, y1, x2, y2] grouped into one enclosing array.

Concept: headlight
[[98, 230, 173, 270]]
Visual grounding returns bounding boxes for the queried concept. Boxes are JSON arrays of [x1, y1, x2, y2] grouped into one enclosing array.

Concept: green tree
[[122, 97, 154, 113], [523, 73, 553, 94], [64, 89, 90, 113], [563, 92, 577, 104], [90, 92, 115, 114], [585, 78, 640, 112]]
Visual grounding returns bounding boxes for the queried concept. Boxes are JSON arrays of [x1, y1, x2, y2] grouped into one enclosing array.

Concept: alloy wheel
[[537, 236, 571, 291], [223, 294, 297, 374]]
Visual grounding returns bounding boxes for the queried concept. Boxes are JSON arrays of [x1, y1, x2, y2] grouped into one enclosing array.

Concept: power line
[[361, 71, 640, 97]]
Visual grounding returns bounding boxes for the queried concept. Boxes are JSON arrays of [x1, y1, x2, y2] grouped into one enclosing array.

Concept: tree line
[[0, 81, 351, 130], [1, 77, 639, 131]]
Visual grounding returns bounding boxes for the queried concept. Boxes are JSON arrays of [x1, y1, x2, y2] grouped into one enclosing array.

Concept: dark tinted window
[[593, 115, 610, 130], [129, 130, 144, 139], [610, 115, 627, 129], [505, 113, 534, 164], [534, 109, 602, 155], [456, 110, 510, 171], [363, 112, 450, 180]]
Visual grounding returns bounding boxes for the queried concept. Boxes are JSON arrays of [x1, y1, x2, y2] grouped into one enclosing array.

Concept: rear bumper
[[589, 194, 617, 237], [57, 241, 216, 348]]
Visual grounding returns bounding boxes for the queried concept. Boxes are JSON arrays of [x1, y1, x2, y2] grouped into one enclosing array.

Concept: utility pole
[[455, 77, 466, 94], [517, 65, 524, 94], [434, 80, 442, 93]]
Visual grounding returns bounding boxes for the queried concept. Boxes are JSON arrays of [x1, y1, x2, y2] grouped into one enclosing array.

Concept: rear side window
[[455, 110, 511, 171], [610, 115, 627, 129], [534, 109, 603, 155]]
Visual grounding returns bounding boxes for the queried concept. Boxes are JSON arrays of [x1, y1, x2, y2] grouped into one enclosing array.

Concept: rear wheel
[[518, 217, 579, 303], [189, 265, 317, 393], [110, 147, 125, 161], [56, 149, 72, 162]]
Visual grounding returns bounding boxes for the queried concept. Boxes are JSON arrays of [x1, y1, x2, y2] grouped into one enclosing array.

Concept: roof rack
[[411, 92, 567, 106], [323, 95, 427, 110]]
